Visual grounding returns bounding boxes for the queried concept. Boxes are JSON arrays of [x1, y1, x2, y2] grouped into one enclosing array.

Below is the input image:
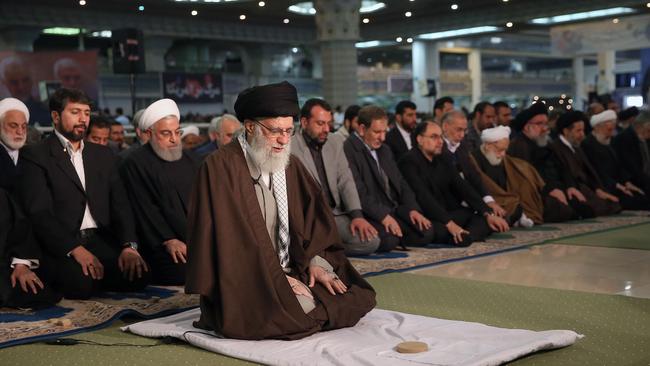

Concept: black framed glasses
[[254, 119, 295, 137]]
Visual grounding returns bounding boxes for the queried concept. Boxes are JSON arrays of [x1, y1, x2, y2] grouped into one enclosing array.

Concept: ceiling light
[[288, 1, 385, 15], [291, 47, 299, 53], [503, 0, 508, 2], [79, 0, 86, 5], [506, 22, 513, 27], [362, 18, 370, 24], [396, 36, 403, 42], [612, 18, 619, 23], [258, 1, 265, 6], [450, 4, 458, 10], [355, 40, 381, 48], [647, 2, 650, 8], [533, 96, 539, 101], [418, 26, 499, 40], [191, 10, 198, 15], [568, 98, 573, 104], [406, 37, 413, 43], [490, 37, 502, 44], [283, 18, 290, 24], [566, 105, 572, 110], [43, 27, 81, 35], [138, 5, 144, 11], [405, 11, 412, 17], [530, 7, 635, 25], [239, 14, 246, 20], [561, 94, 566, 99], [548, 106, 554, 111], [90, 30, 112, 38], [559, 99, 564, 104]]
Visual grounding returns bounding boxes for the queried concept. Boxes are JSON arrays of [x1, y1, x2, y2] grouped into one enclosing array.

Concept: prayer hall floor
[[2, 222, 649, 365]]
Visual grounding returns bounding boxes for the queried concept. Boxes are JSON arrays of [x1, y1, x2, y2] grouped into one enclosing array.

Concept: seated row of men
[[2, 87, 650, 313]]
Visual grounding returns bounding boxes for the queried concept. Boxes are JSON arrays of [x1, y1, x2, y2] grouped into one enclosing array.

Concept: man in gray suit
[[292, 99, 380, 256]]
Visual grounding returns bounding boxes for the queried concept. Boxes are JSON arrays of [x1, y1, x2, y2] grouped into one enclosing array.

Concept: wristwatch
[[123, 242, 139, 251]]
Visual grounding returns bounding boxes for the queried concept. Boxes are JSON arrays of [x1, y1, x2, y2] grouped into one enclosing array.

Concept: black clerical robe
[[186, 140, 376, 340], [550, 139, 621, 216], [0, 188, 60, 308], [119, 143, 200, 284]]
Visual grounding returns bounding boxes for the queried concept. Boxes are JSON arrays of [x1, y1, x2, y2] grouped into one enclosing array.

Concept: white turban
[[590, 109, 617, 127], [0, 97, 30, 122], [140, 99, 180, 131], [181, 125, 200, 138], [481, 125, 511, 143]]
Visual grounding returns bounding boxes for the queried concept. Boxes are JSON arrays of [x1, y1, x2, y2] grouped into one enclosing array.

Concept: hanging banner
[[162, 72, 223, 103], [551, 14, 650, 56]]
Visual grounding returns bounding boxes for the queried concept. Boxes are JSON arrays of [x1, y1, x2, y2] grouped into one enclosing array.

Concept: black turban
[[234, 81, 300, 122], [511, 102, 548, 132], [556, 110, 588, 134], [619, 106, 639, 121]]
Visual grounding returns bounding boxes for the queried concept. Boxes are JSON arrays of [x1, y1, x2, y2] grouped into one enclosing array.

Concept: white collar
[[54, 129, 84, 155], [558, 135, 575, 153], [444, 137, 461, 153], [0, 141, 19, 165]]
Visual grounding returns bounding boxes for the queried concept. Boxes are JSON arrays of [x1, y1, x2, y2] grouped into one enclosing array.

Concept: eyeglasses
[[420, 133, 442, 140], [254, 119, 295, 137]]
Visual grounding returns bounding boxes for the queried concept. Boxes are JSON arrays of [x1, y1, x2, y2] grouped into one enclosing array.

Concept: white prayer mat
[[122, 308, 583, 366]]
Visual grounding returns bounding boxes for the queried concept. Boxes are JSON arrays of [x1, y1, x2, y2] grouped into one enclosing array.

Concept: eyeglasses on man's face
[[254, 119, 295, 137]]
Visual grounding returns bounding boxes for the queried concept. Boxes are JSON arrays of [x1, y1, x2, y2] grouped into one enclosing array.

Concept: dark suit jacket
[[612, 126, 650, 189], [385, 127, 409, 162], [0, 146, 18, 192], [441, 141, 489, 198], [15, 134, 137, 258], [549, 138, 604, 191], [399, 148, 489, 224], [343, 134, 420, 223], [581, 134, 630, 192]]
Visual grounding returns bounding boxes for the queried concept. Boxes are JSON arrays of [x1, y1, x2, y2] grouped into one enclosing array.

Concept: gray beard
[[534, 134, 550, 147], [150, 139, 183, 162], [0, 129, 26, 150], [247, 126, 291, 174], [593, 132, 611, 145]]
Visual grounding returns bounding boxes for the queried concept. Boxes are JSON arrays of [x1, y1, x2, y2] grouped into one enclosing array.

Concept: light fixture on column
[[258, 1, 265, 6], [138, 5, 144, 11], [450, 4, 458, 10], [506, 22, 513, 27], [406, 37, 413, 43], [405, 11, 412, 17], [79, 0, 86, 5], [362, 18, 370, 24], [283, 18, 290, 24], [239, 14, 246, 20], [191, 10, 198, 16], [612, 18, 619, 23], [396, 37, 403, 42]]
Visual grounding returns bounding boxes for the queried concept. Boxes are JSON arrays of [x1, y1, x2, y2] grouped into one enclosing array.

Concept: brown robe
[[471, 154, 545, 224], [185, 140, 376, 340]]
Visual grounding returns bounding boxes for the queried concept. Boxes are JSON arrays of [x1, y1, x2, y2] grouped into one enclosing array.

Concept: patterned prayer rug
[[350, 211, 650, 276], [0, 286, 199, 348]]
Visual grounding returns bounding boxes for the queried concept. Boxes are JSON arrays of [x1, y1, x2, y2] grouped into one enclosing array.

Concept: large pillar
[[573, 57, 585, 111], [314, 0, 360, 108], [468, 49, 482, 108], [411, 41, 439, 114], [144, 35, 174, 73], [597, 50, 615, 95]]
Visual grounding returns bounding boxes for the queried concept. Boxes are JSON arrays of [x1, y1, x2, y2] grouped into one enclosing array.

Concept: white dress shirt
[[54, 129, 98, 230]]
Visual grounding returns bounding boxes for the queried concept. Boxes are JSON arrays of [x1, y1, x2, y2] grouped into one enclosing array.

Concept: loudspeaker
[[112, 28, 145, 74]]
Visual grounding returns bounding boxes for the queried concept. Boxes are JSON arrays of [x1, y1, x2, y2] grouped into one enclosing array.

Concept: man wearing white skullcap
[[119, 98, 200, 285], [0, 97, 30, 191], [180, 124, 204, 150], [581, 110, 650, 210], [472, 126, 575, 225]]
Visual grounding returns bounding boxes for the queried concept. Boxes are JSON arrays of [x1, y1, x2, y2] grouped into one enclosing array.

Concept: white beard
[[247, 126, 291, 174], [150, 138, 183, 162], [0, 129, 26, 150], [593, 132, 611, 145], [481, 145, 503, 166]]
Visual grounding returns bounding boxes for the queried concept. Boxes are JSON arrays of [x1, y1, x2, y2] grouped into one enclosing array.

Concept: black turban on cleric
[[234, 81, 300, 122], [511, 102, 548, 132], [555, 110, 588, 133]]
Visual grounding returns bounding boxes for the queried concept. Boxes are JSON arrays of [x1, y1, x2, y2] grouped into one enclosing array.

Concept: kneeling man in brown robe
[[185, 81, 376, 340]]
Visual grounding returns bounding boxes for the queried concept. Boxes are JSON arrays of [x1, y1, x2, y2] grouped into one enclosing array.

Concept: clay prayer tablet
[[395, 341, 429, 353]]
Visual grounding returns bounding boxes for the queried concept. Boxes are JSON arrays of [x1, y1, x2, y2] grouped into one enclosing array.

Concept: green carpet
[[550, 222, 650, 250], [2, 273, 648, 366]]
